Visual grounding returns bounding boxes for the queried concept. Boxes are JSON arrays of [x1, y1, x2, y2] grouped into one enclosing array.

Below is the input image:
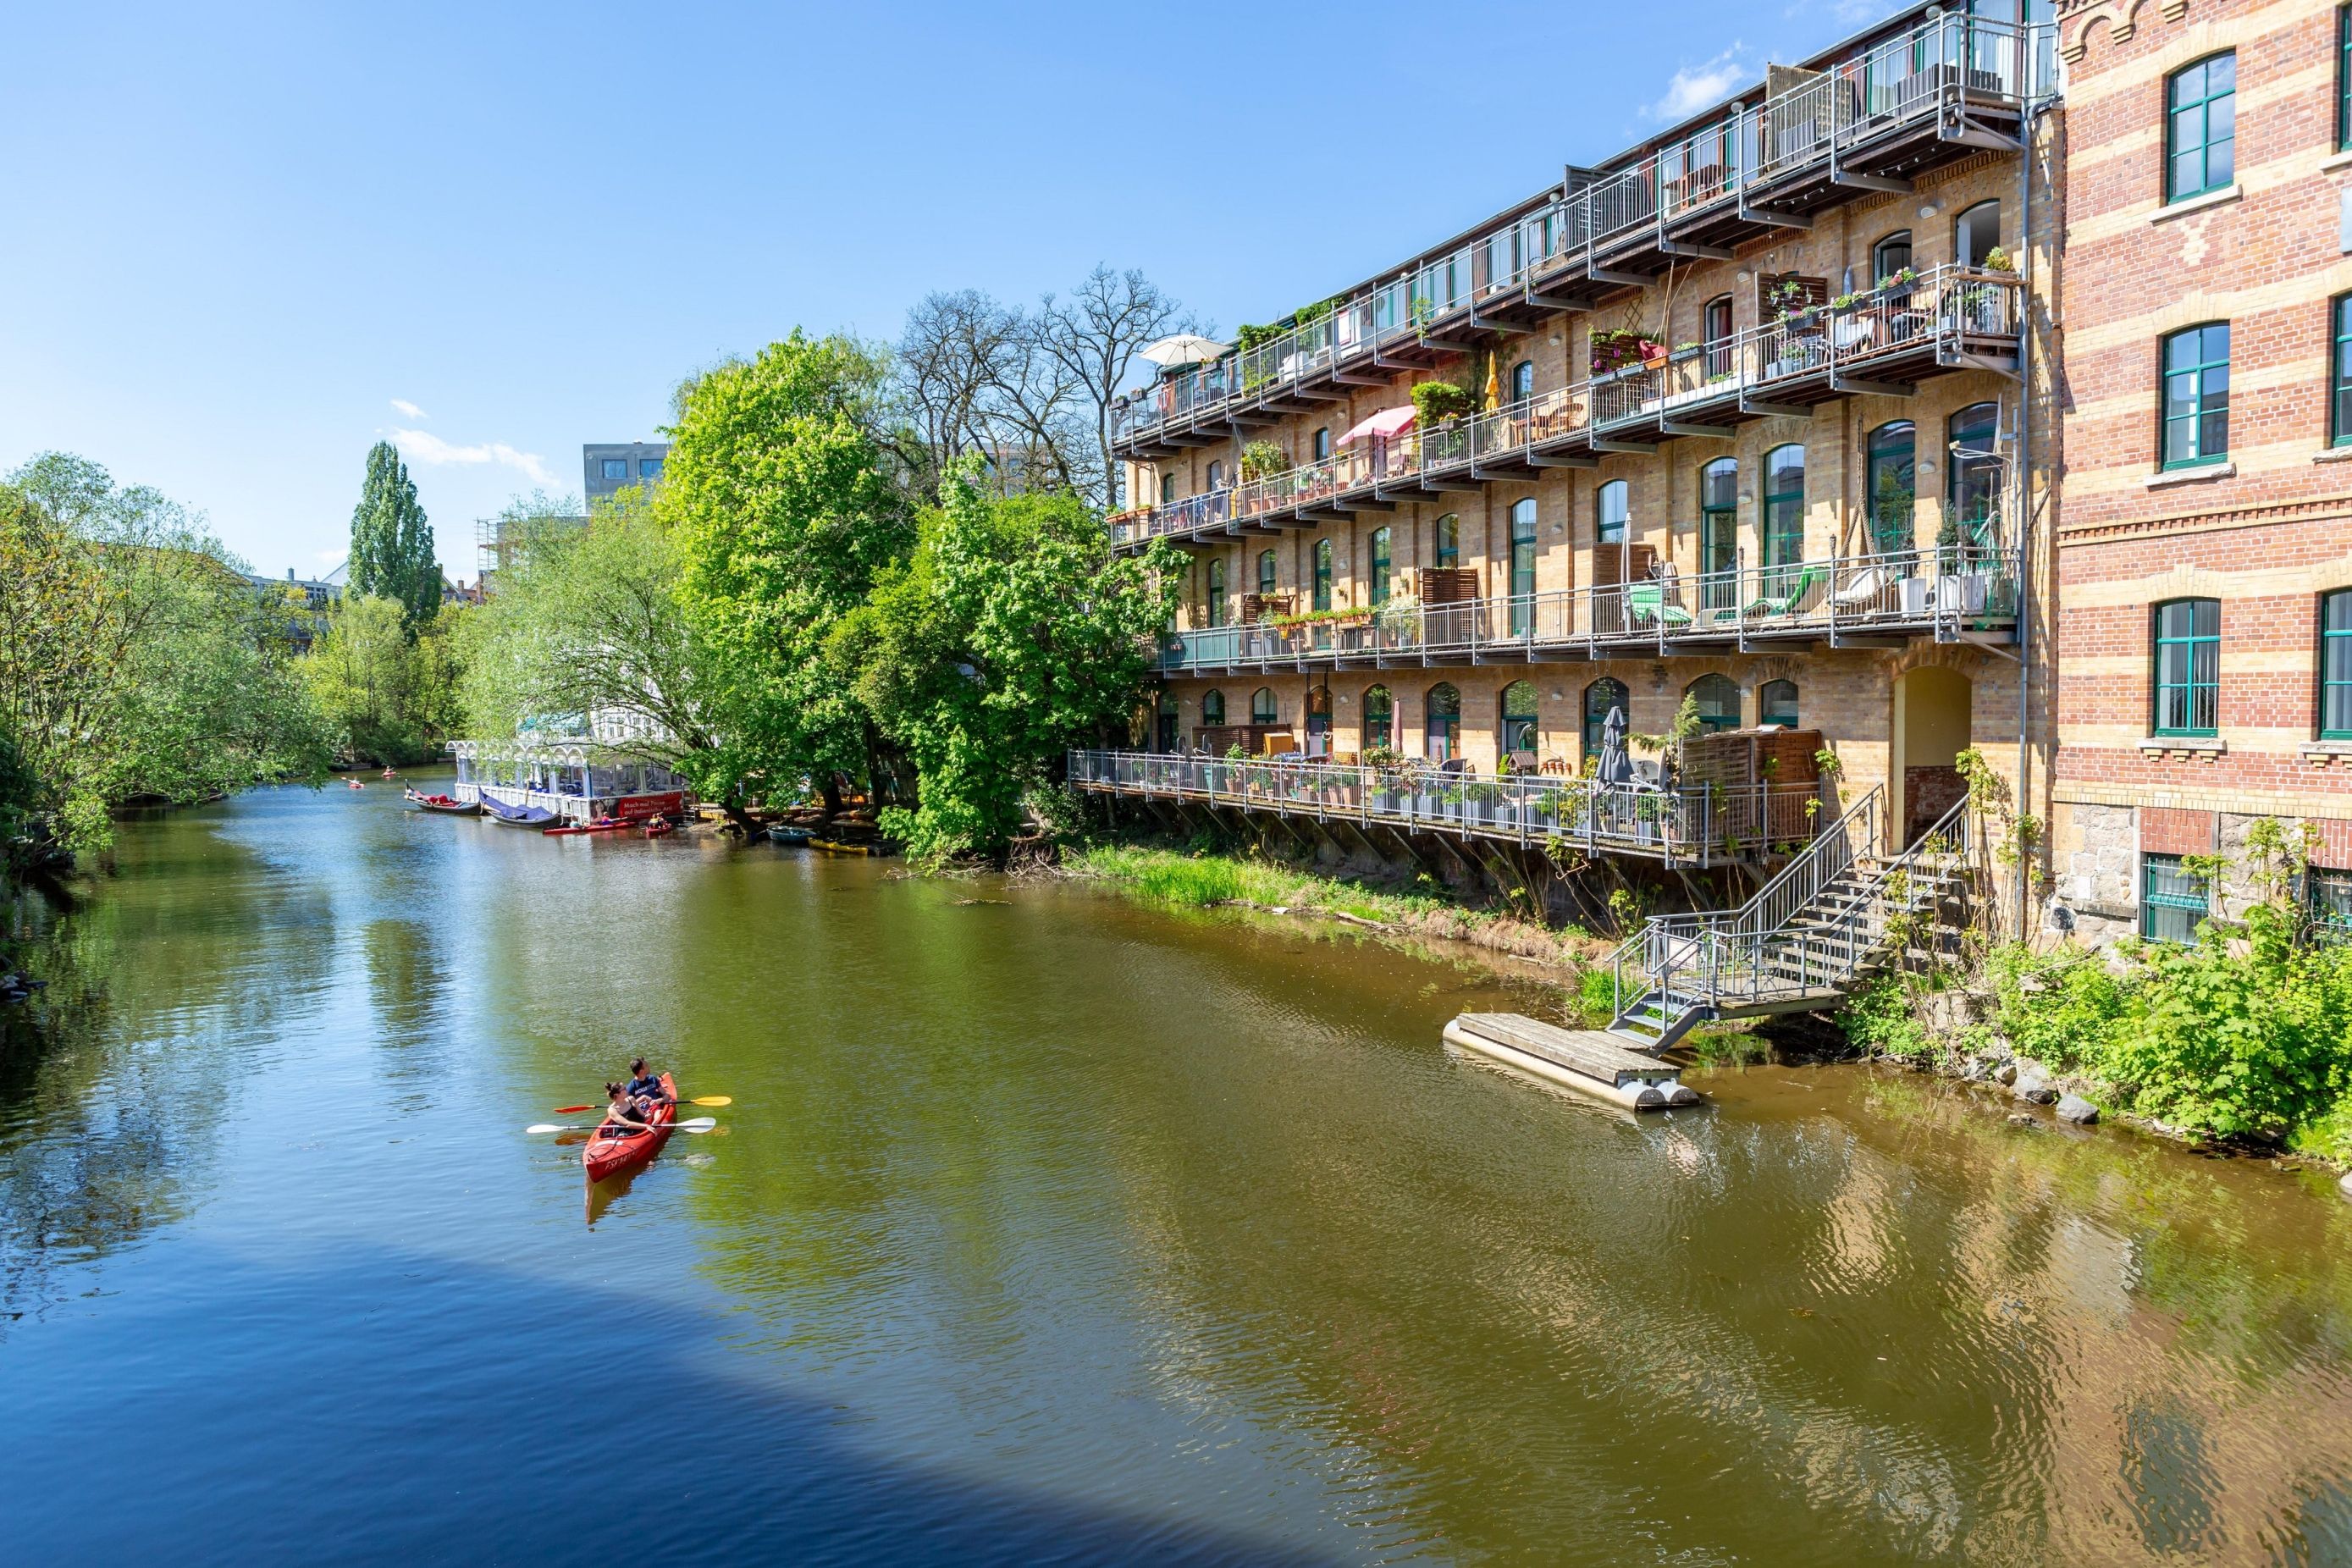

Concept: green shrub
[[1411, 380, 1476, 426], [1576, 964, 1617, 1024], [1838, 974, 1931, 1057]]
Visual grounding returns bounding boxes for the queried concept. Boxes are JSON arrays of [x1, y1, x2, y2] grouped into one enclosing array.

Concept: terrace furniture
[[1831, 563, 1895, 612], [1627, 582, 1692, 628], [1745, 563, 1825, 619]]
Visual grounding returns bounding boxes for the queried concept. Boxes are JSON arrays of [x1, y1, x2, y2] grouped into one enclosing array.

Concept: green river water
[[6, 778, 2352, 1565]]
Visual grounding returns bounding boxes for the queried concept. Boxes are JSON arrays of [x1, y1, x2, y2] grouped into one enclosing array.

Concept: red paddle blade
[[555, 1104, 594, 1115]]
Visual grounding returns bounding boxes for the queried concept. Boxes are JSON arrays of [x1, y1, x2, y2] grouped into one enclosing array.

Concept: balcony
[[1150, 545, 2021, 673], [1110, 265, 2021, 552], [1108, 13, 2051, 460], [1068, 749, 1823, 868]]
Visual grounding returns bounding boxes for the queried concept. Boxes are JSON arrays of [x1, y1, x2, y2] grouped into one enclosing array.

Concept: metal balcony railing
[[1108, 16, 2052, 455], [1151, 545, 2021, 671], [1068, 748, 1823, 867]]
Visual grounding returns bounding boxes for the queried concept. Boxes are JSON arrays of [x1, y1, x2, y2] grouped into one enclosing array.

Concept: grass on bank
[[1068, 842, 1462, 926]]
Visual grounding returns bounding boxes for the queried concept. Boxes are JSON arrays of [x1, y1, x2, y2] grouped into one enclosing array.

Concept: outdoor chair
[[1626, 582, 1692, 628], [1746, 563, 1825, 619], [1832, 563, 1893, 611]]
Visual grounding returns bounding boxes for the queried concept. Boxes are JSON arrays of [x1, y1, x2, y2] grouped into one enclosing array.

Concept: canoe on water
[[544, 818, 631, 837], [404, 791, 480, 815], [582, 1074, 677, 1184]]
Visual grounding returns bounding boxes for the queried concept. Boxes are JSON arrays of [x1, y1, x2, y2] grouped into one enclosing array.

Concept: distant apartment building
[[584, 442, 669, 508]]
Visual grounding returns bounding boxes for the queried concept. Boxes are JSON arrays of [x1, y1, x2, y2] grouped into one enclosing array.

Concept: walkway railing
[[1110, 16, 2052, 452], [1068, 748, 1822, 867], [1152, 545, 2020, 672]]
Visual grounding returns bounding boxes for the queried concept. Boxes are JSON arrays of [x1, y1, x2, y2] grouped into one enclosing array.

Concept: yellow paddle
[[552, 1095, 730, 1113]]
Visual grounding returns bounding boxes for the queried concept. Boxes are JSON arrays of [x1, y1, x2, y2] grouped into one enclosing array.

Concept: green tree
[[303, 595, 467, 765], [663, 331, 914, 810], [830, 461, 1180, 860], [458, 486, 721, 774], [349, 441, 439, 627]]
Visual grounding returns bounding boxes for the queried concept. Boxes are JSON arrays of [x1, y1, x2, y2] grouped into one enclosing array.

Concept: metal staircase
[[1607, 787, 1973, 1052]]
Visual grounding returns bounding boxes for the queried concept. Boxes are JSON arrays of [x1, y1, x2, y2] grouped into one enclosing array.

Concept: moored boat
[[544, 817, 632, 836], [478, 795, 560, 830], [766, 824, 811, 846], [582, 1074, 677, 1184], [404, 789, 481, 816]]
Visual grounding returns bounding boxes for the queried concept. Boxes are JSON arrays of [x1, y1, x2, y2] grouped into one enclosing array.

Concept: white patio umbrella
[[1138, 334, 1228, 368]]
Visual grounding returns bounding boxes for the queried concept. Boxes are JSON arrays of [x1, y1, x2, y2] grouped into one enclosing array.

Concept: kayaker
[[599, 1083, 654, 1138], [626, 1057, 671, 1109]]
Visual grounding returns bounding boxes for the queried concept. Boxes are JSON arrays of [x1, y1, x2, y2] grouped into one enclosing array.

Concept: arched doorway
[[1893, 665, 1972, 846], [1425, 682, 1461, 762], [1363, 685, 1394, 753], [1582, 677, 1628, 762], [1500, 680, 1540, 763], [1155, 688, 1179, 752], [1306, 685, 1333, 757]]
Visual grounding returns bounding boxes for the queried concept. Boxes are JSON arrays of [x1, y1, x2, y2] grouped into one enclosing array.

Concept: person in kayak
[[626, 1057, 671, 1111], [599, 1083, 656, 1139]]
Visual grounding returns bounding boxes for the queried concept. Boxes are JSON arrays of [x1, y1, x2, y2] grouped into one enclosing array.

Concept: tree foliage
[[1033, 266, 1199, 511], [302, 595, 466, 766], [458, 487, 721, 773], [0, 454, 330, 865], [830, 461, 1179, 860], [349, 441, 440, 627], [664, 331, 914, 804]]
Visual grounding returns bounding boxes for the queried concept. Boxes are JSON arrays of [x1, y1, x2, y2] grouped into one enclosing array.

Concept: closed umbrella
[[1597, 706, 1634, 786]]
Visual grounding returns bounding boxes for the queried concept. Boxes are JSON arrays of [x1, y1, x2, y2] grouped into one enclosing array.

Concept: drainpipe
[[2013, 38, 2044, 944]]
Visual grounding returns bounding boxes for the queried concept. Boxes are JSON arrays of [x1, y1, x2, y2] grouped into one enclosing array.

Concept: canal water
[[8, 781, 2352, 1565]]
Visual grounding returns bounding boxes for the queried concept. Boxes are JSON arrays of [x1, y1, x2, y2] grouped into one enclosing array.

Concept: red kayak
[[545, 818, 632, 837], [582, 1074, 677, 1183]]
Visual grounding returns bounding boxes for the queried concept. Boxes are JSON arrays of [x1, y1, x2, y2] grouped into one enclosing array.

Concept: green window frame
[[2341, 7, 2352, 151], [1311, 426, 1332, 462], [1201, 689, 1225, 727], [1363, 684, 1393, 750], [1206, 559, 1226, 627], [1759, 679, 1798, 728], [1369, 526, 1393, 606], [2309, 864, 2352, 936], [1312, 539, 1333, 612], [1763, 444, 1805, 583], [1508, 500, 1538, 633], [2142, 853, 2210, 943], [1434, 513, 1460, 568], [2333, 294, 2352, 448], [1866, 421, 1916, 557], [1699, 458, 1737, 613], [1510, 360, 1534, 402], [1251, 686, 1277, 726], [1687, 673, 1741, 733], [1256, 549, 1277, 598], [1582, 678, 1628, 759], [2165, 52, 2236, 203], [1500, 681, 1540, 757], [1595, 479, 1627, 546], [1425, 682, 1461, 761], [2161, 323, 2231, 470], [2322, 591, 2352, 740], [2152, 597, 2220, 737]]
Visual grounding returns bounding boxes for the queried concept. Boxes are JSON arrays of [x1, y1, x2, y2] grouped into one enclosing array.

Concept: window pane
[[2207, 52, 2234, 92], [2170, 60, 2204, 104]]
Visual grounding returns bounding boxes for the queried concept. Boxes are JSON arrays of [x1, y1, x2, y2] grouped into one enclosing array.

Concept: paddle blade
[[554, 1104, 594, 1115], [526, 1124, 566, 1135], [687, 1096, 732, 1107], [673, 1117, 718, 1133]]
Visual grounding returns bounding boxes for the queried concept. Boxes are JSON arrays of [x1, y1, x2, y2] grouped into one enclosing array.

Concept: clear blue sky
[[3, 0, 1878, 582]]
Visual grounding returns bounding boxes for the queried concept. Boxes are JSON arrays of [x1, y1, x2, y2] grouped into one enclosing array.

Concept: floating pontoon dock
[[1444, 1013, 1702, 1113]]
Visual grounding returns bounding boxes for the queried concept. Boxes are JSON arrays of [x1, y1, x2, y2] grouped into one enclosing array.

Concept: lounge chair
[[1831, 563, 1892, 610], [1745, 563, 1825, 618], [1626, 582, 1692, 627]]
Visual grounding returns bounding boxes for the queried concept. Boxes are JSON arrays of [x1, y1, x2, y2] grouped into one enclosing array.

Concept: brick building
[[1099, 1, 2062, 879], [2050, 0, 2352, 938]]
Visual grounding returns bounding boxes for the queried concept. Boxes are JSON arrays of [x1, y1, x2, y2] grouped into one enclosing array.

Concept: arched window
[[1201, 688, 1226, 728], [1955, 201, 2001, 268], [2322, 592, 2352, 740], [1256, 549, 1278, 599], [1687, 673, 1741, 733], [1759, 680, 1798, 728], [1947, 402, 2001, 558], [1872, 230, 1913, 285], [1866, 421, 1916, 556], [1508, 500, 1538, 633], [1155, 687, 1179, 751], [1510, 359, 1534, 402], [1206, 459, 1224, 490], [1698, 458, 1738, 612], [1206, 558, 1226, 627], [1595, 479, 1627, 546], [1312, 538, 1333, 611], [2165, 53, 2236, 202], [1160, 472, 1178, 505], [1764, 444, 1806, 576], [1582, 677, 1629, 759], [1434, 513, 1460, 568], [2162, 323, 2231, 469], [1500, 680, 1540, 759], [1312, 426, 1333, 462], [1306, 685, 1332, 755], [2152, 599, 2220, 737], [1425, 682, 1461, 761], [1251, 686, 1278, 726], [1363, 684, 1394, 750], [1703, 295, 1734, 378], [1369, 526, 1394, 605]]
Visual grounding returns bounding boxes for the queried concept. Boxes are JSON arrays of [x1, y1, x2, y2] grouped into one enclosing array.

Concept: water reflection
[[4, 784, 2352, 1564]]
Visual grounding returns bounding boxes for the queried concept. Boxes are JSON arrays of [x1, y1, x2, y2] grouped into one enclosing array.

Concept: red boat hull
[[582, 1074, 676, 1183]]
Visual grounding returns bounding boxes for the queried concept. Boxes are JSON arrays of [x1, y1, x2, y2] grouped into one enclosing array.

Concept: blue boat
[[767, 825, 812, 847], [478, 794, 560, 830]]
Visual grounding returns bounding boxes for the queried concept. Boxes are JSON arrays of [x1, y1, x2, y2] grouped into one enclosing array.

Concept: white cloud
[[390, 428, 558, 489], [390, 399, 428, 419], [1648, 46, 1748, 123]]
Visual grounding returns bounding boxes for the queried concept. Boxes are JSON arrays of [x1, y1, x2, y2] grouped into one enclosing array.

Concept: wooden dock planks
[[1444, 1013, 1703, 1112]]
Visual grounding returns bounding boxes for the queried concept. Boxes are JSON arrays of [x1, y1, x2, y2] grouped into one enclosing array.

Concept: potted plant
[[1239, 439, 1289, 483], [1670, 340, 1702, 363]]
